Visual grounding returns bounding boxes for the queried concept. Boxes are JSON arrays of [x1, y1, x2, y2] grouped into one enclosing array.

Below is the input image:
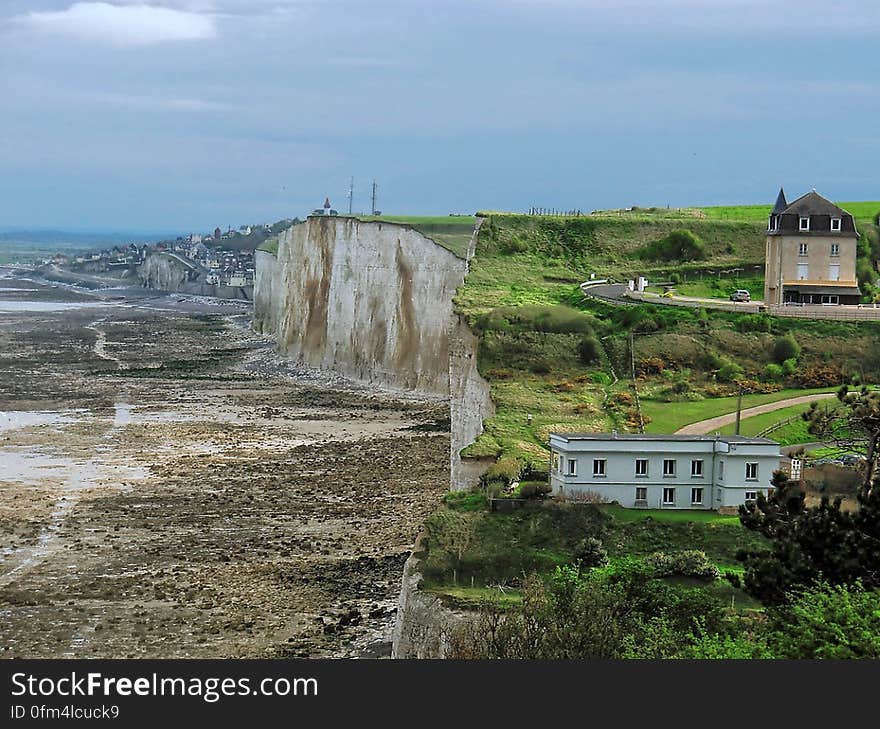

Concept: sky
[[0, 0, 878, 234]]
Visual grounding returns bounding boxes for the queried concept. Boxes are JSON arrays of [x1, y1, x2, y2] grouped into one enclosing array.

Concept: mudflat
[[0, 272, 448, 658]]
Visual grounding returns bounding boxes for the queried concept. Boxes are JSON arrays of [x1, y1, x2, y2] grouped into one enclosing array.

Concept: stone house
[[764, 189, 861, 306]]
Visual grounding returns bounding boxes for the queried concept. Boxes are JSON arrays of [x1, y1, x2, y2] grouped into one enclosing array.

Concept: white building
[[549, 432, 782, 510]]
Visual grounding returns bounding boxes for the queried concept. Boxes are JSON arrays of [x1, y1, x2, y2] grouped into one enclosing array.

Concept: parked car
[[730, 289, 751, 302], [661, 286, 676, 298], [840, 454, 867, 467]]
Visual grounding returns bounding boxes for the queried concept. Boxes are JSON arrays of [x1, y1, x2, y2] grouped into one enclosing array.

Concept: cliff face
[[138, 254, 188, 292], [255, 217, 469, 396]]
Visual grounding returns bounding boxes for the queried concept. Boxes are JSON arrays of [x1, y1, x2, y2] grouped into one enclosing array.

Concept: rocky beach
[[0, 268, 448, 658]]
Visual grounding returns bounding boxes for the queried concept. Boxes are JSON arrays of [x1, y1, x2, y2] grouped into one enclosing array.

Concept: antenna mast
[[347, 177, 354, 215], [371, 180, 378, 216]]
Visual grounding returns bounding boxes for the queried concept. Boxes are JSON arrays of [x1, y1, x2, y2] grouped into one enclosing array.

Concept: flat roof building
[[549, 432, 782, 510]]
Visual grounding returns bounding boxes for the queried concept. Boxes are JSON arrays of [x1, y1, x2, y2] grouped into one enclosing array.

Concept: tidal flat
[[0, 272, 447, 658]]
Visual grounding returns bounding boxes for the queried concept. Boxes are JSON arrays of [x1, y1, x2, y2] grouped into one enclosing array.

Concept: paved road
[[675, 392, 837, 435]]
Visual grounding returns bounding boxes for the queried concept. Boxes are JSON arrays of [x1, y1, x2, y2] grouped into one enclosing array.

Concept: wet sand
[[0, 271, 448, 658]]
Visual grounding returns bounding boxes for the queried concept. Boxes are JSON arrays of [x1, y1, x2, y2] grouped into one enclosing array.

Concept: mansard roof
[[768, 189, 858, 237]]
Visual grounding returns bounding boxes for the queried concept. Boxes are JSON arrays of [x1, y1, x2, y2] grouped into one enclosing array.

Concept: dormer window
[[799, 216, 810, 231], [768, 215, 778, 232], [831, 217, 842, 232]]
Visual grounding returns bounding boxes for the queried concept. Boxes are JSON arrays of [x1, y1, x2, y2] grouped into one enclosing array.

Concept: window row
[[554, 455, 759, 481], [768, 217, 842, 233], [795, 263, 841, 281], [797, 242, 840, 256], [636, 487, 757, 506]]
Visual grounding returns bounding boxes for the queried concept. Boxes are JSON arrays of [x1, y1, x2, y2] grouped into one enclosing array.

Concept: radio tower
[[371, 180, 378, 216], [347, 177, 354, 215]]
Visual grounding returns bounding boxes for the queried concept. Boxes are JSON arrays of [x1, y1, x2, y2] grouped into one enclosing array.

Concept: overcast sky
[[1, 1, 878, 233]]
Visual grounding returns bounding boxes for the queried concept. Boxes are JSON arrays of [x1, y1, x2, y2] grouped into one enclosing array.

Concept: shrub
[[517, 481, 552, 499], [646, 550, 720, 582], [781, 358, 798, 377], [484, 455, 522, 485], [764, 363, 784, 382], [795, 365, 845, 388], [736, 314, 773, 333], [638, 356, 666, 375], [577, 336, 602, 365], [639, 229, 707, 262], [590, 372, 612, 385], [478, 305, 597, 335], [573, 537, 609, 568], [773, 334, 801, 364], [717, 358, 744, 383]]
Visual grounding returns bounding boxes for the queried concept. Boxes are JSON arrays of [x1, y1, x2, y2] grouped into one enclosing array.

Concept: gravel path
[[675, 393, 837, 435]]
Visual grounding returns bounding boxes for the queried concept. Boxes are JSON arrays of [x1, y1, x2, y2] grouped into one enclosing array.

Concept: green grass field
[[698, 201, 880, 229], [716, 402, 823, 444], [641, 388, 835, 434]]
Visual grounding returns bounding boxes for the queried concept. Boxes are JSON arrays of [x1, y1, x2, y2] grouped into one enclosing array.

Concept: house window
[[799, 217, 810, 231], [831, 218, 842, 232], [567, 458, 577, 476], [768, 215, 778, 231], [821, 294, 839, 305], [691, 459, 704, 477], [798, 242, 809, 255], [635, 486, 648, 502], [635, 458, 648, 477], [829, 264, 840, 282], [797, 263, 809, 280], [662, 487, 676, 505], [691, 487, 704, 505], [745, 462, 758, 481], [745, 491, 758, 502], [719, 460, 724, 479], [593, 459, 607, 477], [663, 459, 676, 477], [831, 243, 840, 256], [552, 452, 560, 472]]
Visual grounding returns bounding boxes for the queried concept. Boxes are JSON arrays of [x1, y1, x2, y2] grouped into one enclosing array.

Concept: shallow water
[[0, 300, 105, 312], [0, 410, 84, 433]]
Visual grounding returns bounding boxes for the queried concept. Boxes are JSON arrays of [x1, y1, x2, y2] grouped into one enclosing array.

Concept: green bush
[[574, 537, 609, 568], [781, 357, 797, 377], [485, 455, 522, 485], [646, 550, 720, 582], [736, 314, 772, 333], [773, 334, 801, 363], [764, 363, 784, 382], [639, 229, 707, 262]]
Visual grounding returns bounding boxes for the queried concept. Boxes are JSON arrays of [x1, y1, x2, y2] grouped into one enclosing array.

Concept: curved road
[[675, 392, 837, 435]]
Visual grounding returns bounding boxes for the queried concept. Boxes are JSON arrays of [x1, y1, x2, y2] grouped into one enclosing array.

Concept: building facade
[[548, 432, 782, 510], [764, 189, 861, 306]]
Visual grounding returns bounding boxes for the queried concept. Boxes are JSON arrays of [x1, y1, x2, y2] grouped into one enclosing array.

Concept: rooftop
[[550, 432, 778, 445]]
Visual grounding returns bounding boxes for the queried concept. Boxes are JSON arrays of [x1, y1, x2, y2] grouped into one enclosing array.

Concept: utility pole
[[371, 180, 378, 216], [347, 177, 354, 215], [735, 382, 744, 435]]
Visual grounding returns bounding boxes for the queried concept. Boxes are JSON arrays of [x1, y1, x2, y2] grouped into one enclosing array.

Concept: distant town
[[44, 218, 298, 289]]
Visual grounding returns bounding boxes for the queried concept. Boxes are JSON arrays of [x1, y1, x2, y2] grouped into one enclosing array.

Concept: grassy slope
[[456, 212, 880, 470]]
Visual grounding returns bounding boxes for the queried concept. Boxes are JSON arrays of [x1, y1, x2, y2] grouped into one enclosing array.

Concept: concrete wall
[[254, 216, 469, 396]]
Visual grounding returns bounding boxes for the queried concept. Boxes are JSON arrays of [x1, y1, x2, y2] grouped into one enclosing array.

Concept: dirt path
[[675, 393, 837, 435]]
